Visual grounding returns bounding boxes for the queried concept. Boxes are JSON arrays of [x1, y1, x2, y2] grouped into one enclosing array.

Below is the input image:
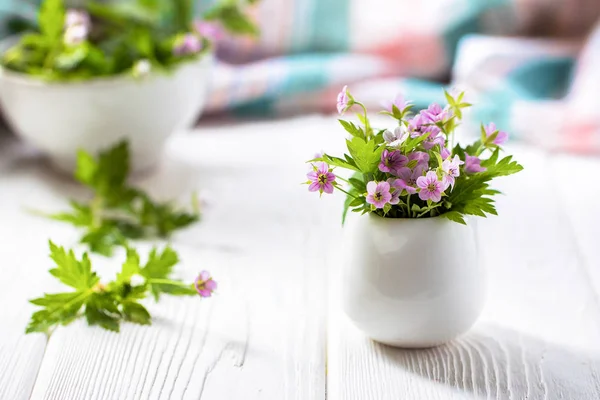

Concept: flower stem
[[335, 186, 358, 199], [147, 278, 190, 287], [406, 194, 412, 218], [356, 102, 371, 137]]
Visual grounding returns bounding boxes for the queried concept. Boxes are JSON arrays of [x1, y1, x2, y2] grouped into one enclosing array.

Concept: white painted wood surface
[[1, 116, 600, 399]]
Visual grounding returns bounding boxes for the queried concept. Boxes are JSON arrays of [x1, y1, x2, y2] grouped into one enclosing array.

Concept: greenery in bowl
[[1, 0, 258, 81]]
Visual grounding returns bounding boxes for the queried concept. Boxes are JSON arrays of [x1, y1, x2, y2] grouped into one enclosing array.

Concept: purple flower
[[194, 21, 225, 41], [416, 171, 444, 202], [366, 181, 392, 209], [422, 133, 445, 150], [383, 126, 407, 147], [408, 151, 429, 169], [379, 149, 408, 174], [408, 114, 440, 139], [65, 9, 90, 29], [395, 165, 424, 194], [307, 162, 336, 194], [421, 103, 451, 124], [195, 270, 217, 297], [174, 33, 203, 56], [382, 93, 408, 113], [440, 146, 451, 160], [441, 155, 464, 189], [337, 85, 351, 115], [464, 154, 486, 174], [484, 123, 509, 145]]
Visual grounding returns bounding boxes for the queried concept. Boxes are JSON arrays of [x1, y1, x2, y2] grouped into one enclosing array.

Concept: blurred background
[[0, 0, 599, 153]]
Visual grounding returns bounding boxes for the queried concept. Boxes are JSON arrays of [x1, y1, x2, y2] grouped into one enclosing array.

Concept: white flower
[[383, 126, 407, 148], [63, 25, 88, 46], [132, 59, 152, 78]]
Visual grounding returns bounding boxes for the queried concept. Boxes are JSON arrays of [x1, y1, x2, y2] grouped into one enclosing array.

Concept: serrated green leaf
[[39, 0, 65, 41], [440, 211, 466, 225], [48, 241, 99, 290], [346, 137, 384, 174]]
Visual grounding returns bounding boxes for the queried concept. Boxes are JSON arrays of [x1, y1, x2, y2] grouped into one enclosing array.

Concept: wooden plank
[[0, 137, 81, 400], [6, 117, 337, 400], [327, 146, 600, 399]]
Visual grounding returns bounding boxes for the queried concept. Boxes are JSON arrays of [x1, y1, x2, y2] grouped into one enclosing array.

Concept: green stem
[[90, 196, 104, 229], [356, 101, 371, 138], [406, 194, 412, 218], [335, 186, 358, 199], [336, 175, 350, 184], [147, 278, 190, 287]]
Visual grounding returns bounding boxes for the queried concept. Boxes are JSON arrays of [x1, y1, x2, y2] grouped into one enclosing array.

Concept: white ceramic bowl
[[342, 213, 485, 348], [0, 42, 212, 174]]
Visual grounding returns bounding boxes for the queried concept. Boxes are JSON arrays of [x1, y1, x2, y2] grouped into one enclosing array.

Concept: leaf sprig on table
[[26, 241, 212, 334], [48, 141, 200, 256]]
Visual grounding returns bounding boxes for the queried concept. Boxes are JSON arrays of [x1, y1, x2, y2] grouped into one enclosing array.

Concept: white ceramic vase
[[0, 38, 212, 174], [341, 213, 485, 348]]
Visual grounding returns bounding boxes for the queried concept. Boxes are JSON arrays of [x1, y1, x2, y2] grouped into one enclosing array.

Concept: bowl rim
[[0, 35, 212, 88]]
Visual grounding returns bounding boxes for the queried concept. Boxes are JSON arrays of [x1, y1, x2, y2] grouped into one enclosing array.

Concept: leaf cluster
[[1, 0, 257, 81], [49, 141, 200, 256], [27, 241, 196, 334]]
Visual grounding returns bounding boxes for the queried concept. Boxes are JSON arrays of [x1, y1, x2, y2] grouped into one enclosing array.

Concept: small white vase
[[341, 213, 485, 348], [0, 37, 212, 175]]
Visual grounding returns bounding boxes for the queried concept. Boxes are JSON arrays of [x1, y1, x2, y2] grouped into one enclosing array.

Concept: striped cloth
[[1, 0, 600, 152]]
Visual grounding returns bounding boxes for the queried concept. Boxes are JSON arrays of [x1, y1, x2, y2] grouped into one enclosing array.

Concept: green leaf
[[348, 177, 366, 192], [440, 211, 466, 225], [338, 119, 364, 138], [122, 301, 151, 325], [116, 247, 141, 284], [48, 241, 99, 290], [26, 291, 88, 334], [39, 0, 65, 41], [49, 201, 93, 227], [204, 3, 259, 36], [346, 137, 384, 174]]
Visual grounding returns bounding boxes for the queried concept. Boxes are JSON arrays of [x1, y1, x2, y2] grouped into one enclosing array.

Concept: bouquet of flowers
[[1, 0, 258, 81], [306, 86, 523, 224]]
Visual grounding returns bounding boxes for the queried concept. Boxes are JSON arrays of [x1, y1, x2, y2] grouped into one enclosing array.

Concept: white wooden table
[[1, 116, 600, 400]]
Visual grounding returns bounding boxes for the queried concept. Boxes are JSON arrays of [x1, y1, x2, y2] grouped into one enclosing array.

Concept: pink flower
[[416, 171, 444, 202], [484, 123, 509, 145], [307, 162, 336, 194], [421, 103, 451, 124], [465, 154, 486, 174], [408, 114, 441, 139], [386, 179, 401, 204], [195, 271, 217, 297], [422, 133, 445, 150], [440, 146, 451, 160], [194, 21, 225, 41], [383, 126, 407, 147], [441, 155, 464, 189], [337, 85, 351, 115], [379, 149, 408, 175], [366, 181, 392, 209], [174, 33, 203, 56], [382, 94, 408, 113]]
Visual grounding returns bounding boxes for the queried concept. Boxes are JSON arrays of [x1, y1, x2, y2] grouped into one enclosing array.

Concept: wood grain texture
[[1, 117, 338, 400], [327, 146, 600, 400], [4, 117, 600, 400]]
